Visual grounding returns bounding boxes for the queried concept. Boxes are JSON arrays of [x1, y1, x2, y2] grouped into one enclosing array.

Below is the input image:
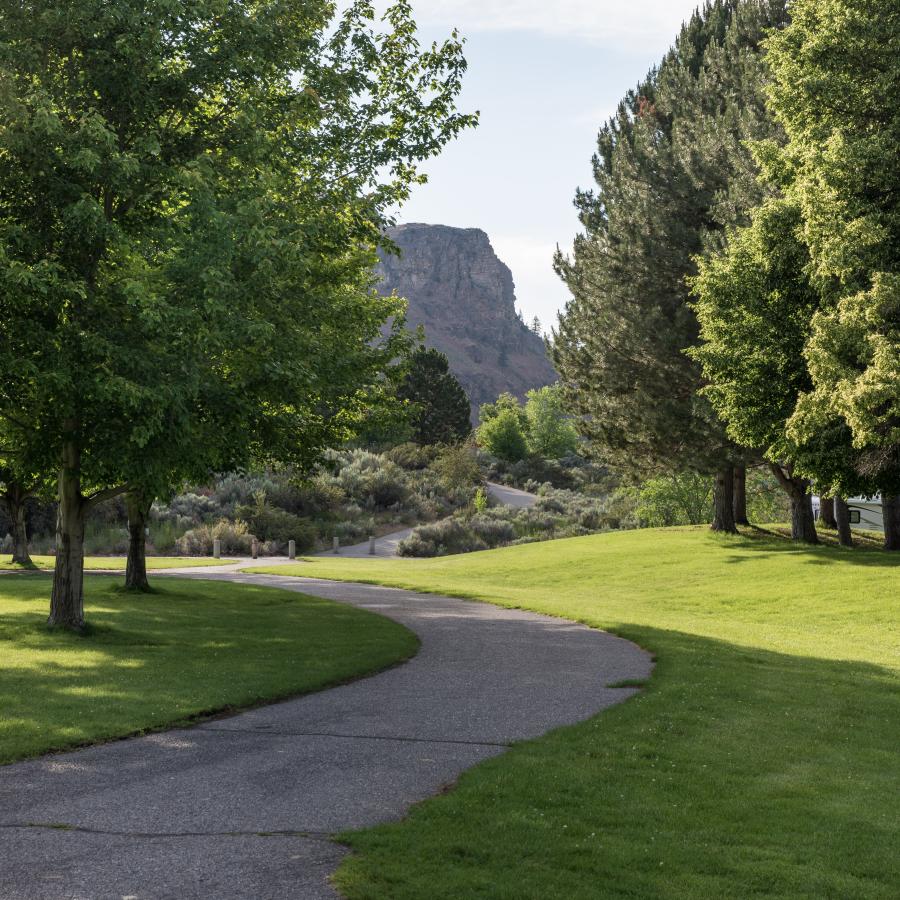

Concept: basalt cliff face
[[377, 224, 557, 414]]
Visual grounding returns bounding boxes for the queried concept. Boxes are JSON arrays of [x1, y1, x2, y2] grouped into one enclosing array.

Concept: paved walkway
[[486, 480, 539, 509], [316, 482, 539, 560], [316, 528, 414, 559], [0, 572, 652, 899]]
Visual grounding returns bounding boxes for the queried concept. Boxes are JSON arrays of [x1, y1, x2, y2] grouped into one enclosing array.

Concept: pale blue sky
[[389, 1, 703, 329]]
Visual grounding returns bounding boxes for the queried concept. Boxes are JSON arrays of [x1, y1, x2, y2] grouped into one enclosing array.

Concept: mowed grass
[[251, 528, 900, 899], [1, 556, 229, 571], [0, 576, 418, 765]]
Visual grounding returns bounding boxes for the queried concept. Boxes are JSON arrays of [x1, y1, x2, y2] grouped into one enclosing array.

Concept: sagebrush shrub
[[175, 519, 254, 556]]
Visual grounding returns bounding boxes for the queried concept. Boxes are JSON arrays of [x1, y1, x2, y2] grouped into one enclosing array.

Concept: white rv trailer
[[813, 496, 884, 532]]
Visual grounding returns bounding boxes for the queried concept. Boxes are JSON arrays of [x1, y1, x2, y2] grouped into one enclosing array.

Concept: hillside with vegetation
[[378, 223, 557, 412]]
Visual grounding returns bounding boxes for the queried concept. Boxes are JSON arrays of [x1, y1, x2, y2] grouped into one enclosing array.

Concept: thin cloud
[[394, 1, 701, 46]]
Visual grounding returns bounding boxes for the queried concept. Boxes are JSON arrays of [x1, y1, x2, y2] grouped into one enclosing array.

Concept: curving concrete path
[[485, 480, 539, 509], [316, 482, 538, 559], [0, 572, 652, 900]]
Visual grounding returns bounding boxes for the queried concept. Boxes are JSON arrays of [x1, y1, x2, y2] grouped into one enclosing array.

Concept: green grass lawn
[[251, 527, 900, 899], [0, 576, 418, 765], [1, 555, 230, 571]]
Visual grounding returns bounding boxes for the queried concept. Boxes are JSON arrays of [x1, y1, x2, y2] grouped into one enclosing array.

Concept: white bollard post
[[369, 535, 376, 556], [332, 536, 340, 554], [213, 539, 221, 559], [288, 539, 296, 560], [251, 538, 259, 560]]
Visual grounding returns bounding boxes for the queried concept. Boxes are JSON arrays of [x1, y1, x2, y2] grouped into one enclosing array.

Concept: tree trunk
[[711, 467, 737, 534], [733, 464, 748, 525], [834, 495, 853, 548], [790, 491, 819, 544], [770, 464, 818, 544], [4, 482, 33, 566], [882, 494, 900, 552], [48, 441, 87, 632], [819, 494, 837, 528], [125, 491, 153, 591]]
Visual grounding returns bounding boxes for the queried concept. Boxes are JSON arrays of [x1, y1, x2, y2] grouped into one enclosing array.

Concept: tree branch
[[84, 484, 131, 510]]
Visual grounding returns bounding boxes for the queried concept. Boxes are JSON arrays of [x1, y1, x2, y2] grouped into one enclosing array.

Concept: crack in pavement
[[195, 724, 513, 749], [1, 823, 336, 842]]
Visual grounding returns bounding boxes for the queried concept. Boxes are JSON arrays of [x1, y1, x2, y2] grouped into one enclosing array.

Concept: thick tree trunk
[[4, 482, 33, 566], [125, 492, 153, 591], [48, 441, 87, 631], [770, 463, 818, 544], [834, 495, 853, 548], [819, 495, 837, 528], [882, 494, 900, 552], [733, 464, 748, 525], [711, 467, 737, 534], [790, 491, 819, 544]]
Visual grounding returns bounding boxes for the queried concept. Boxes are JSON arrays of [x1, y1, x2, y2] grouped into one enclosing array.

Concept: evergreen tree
[[554, 0, 788, 532], [398, 347, 472, 446]]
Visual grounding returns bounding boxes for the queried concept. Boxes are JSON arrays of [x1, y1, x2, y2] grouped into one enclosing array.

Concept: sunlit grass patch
[[0, 576, 417, 764], [252, 527, 899, 899]]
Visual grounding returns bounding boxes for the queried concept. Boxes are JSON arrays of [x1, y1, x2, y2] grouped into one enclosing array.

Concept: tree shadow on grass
[[712, 526, 900, 568], [338, 625, 899, 900], [0, 575, 417, 765]]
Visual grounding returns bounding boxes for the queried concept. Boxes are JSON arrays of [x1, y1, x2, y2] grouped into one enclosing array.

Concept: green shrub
[[398, 519, 488, 557], [236, 504, 317, 551], [430, 444, 482, 491], [323, 449, 410, 509], [746, 467, 791, 523], [524, 385, 580, 458], [477, 408, 529, 462], [175, 519, 254, 556], [385, 442, 439, 470], [83, 523, 129, 555], [293, 480, 344, 517], [148, 519, 183, 555], [635, 474, 713, 527]]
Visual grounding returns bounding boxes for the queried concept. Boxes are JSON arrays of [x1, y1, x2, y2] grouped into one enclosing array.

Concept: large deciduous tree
[[764, 0, 900, 550], [691, 199, 827, 542], [0, 0, 476, 627], [553, 0, 788, 533]]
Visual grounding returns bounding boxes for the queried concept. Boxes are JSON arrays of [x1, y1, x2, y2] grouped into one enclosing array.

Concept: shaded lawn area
[[1, 556, 230, 572], [0, 576, 418, 765], [251, 528, 900, 899]]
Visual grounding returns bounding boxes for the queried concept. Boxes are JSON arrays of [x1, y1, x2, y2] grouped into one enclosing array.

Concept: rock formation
[[377, 224, 557, 414]]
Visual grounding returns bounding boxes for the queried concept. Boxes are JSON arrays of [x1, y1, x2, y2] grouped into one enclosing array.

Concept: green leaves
[[555, 0, 788, 478], [397, 347, 472, 447], [757, 0, 900, 492], [0, 0, 475, 510]]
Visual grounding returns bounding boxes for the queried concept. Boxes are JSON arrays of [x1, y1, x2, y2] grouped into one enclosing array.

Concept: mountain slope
[[377, 224, 557, 413]]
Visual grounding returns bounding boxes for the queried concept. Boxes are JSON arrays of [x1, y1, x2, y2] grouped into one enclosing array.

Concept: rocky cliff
[[377, 224, 557, 414]]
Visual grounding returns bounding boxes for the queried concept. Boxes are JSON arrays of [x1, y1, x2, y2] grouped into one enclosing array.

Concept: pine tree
[[398, 347, 472, 446], [554, 0, 788, 531]]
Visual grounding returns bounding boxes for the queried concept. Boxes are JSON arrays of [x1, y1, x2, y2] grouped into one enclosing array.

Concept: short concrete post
[[369, 535, 376, 556], [251, 538, 259, 560], [332, 536, 340, 554], [288, 539, 296, 560], [213, 539, 221, 559]]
